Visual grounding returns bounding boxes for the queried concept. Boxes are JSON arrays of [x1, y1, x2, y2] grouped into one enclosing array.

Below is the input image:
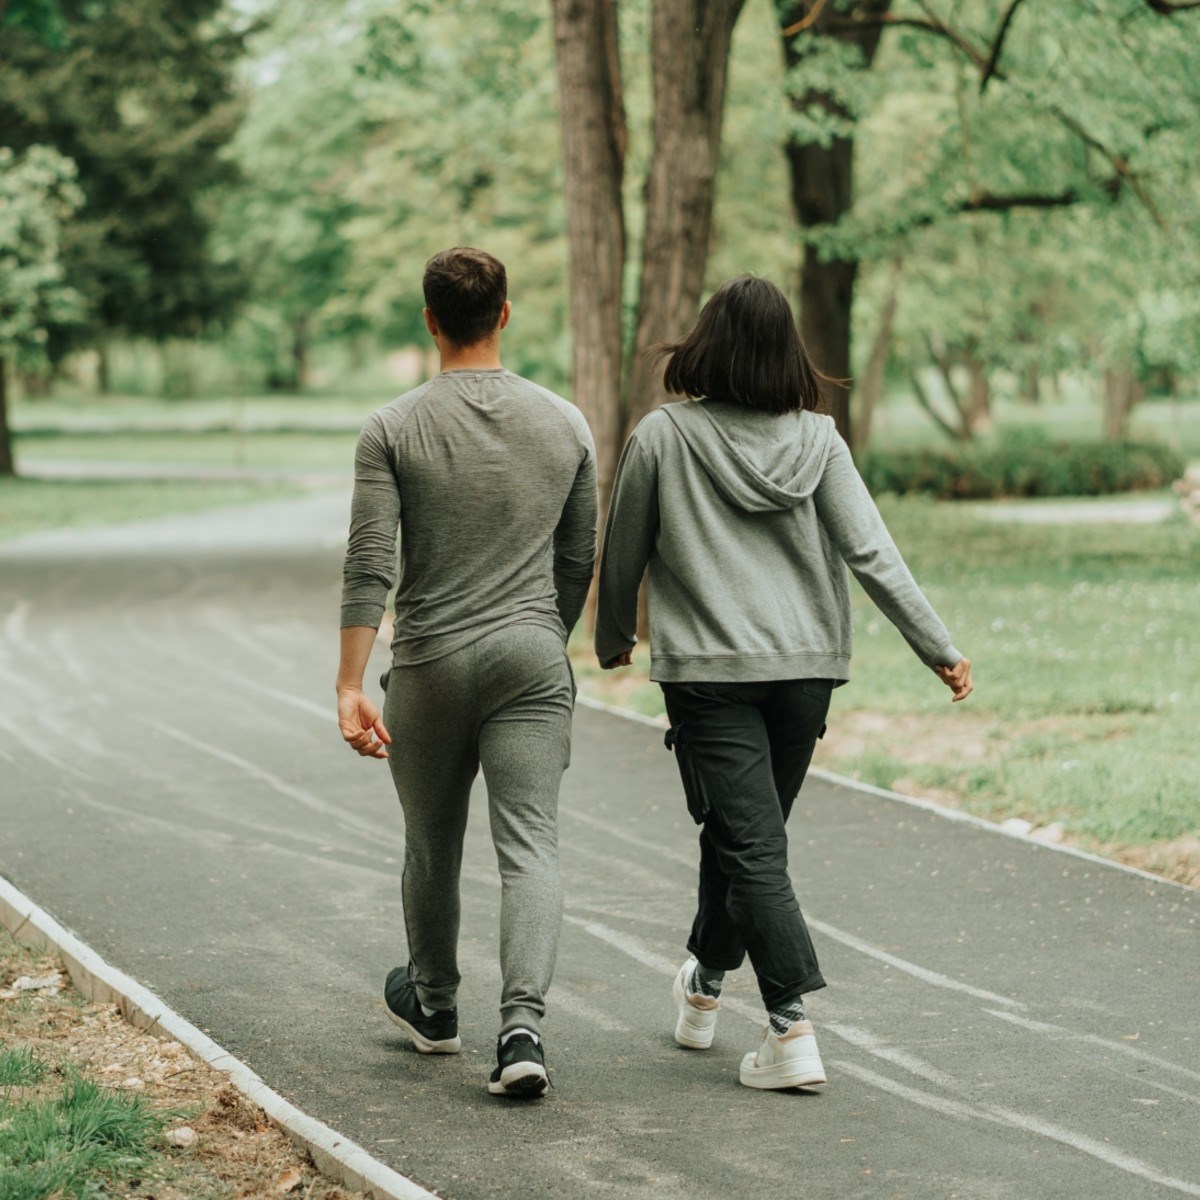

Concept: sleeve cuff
[[340, 605, 386, 630]]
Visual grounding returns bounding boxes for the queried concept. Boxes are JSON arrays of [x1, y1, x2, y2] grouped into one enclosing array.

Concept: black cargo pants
[[661, 678, 833, 1010]]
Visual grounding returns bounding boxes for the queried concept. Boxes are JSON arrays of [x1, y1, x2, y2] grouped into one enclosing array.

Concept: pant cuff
[[762, 972, 826, 1011], [686, 940, 746, 973], [500, 1004, 544, 1036]]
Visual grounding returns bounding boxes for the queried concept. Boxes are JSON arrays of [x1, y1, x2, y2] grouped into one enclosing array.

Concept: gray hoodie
[[594, 399, 961, 682]]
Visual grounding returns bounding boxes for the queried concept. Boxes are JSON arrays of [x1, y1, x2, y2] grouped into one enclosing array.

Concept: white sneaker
[[739, 1019, 826, 1089], [673, 957, 720, 1050]]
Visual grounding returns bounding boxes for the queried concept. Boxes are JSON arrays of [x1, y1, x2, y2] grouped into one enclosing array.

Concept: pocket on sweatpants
[[664, 723, 711, 824]]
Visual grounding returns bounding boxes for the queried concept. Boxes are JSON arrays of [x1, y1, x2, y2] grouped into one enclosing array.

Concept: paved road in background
[[2, 493, 1197, 1200]]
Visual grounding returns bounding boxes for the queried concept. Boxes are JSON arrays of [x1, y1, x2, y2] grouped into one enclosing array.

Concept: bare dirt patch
[[820, 708, 998, 766], [1, 933, 371, 1200], [1105, 836, 1200, 889]]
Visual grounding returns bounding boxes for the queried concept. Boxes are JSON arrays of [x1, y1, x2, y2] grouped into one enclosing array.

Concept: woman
[[594, 275, 971, 1091]]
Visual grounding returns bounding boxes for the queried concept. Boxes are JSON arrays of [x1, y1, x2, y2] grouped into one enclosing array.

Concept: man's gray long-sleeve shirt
[[341, 368, 597, 665]]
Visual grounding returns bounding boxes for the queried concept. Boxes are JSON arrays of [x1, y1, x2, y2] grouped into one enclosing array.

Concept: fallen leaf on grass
[[277, 1166, 304, 1193]]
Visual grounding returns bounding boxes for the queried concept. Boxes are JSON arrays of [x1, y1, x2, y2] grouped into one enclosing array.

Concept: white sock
[[500, 1026, 540, 1046]]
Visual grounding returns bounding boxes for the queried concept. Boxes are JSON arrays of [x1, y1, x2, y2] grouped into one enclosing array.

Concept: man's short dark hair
[[655, 275, 832, 414], [422, 248, 508, 347]]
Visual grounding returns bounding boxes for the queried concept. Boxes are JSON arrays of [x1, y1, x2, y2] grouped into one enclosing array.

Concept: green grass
[[826, 499, 1200, 848], [574, 498, 1200, 866], [0, 477, 304, 542], [13, 429, 358, 471], [0, 1046, 47, 1090], [0, 1067, 167, 1200]]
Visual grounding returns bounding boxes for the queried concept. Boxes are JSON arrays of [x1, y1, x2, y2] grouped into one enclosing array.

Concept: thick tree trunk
[[1104, 366, 1142, 441], [0, 355, 15, 477], [550, 0, 628, 506], [780, 0, 893, 451], [622, 0, 746, 444]]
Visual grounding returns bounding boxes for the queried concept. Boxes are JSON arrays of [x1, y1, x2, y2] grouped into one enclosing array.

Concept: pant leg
[[475, 624, 574, 1036], [663, 681, 827, 1010], [384, 648, 480, 1012], [764, 679, 833, 823]]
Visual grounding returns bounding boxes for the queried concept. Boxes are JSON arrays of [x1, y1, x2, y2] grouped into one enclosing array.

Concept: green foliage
[[0, 0, 250, 353], [0, 1046, 47, 1089], [863, 430, 1184, 498], [0, 0, 66, 47], [0, 146, 84, 365]]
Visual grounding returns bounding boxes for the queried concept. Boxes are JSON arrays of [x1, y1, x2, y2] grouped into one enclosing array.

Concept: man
[[336, 247, 597, 1098]]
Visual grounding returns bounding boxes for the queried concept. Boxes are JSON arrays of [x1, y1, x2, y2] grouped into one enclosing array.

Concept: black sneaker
[[384, 965, 460, 1054], [487, 1032, 549, 1098]]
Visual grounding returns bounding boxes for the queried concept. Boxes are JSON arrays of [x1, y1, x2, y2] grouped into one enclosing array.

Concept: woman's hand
[[337, 687, 392, 758], [600, 650, 634, 670], [934, 657, 973, 702]]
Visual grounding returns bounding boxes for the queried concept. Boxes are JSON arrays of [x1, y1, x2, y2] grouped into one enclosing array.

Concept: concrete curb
[[0, 873, 439, 1200], [574, 693, 1192, 894]]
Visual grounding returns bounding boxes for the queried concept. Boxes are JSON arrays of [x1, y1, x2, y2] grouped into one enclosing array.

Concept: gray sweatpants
[[384, 622, 573, 1035]]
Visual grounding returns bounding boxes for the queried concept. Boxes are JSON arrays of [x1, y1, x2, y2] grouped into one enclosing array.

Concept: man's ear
[[497, 300, 512, 331], [423, 307, 439, 339]]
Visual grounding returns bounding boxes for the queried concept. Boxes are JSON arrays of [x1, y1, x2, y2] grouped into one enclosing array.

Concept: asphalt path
[[1, 492, 1197, 1200]]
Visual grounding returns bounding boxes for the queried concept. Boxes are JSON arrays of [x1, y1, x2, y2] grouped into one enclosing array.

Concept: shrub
[[862, 432, 1184, 500]]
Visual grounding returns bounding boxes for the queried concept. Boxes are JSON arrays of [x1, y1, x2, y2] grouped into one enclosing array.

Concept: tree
[[777, 0, 1200, 449], [0, 146, 83, 475], [778, 0, 891, 446], [0, 0, 249, 368], [551, 0, 746, 504]]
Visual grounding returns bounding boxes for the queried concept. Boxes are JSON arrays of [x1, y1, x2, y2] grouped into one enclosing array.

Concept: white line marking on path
[[985, 1009, 1200, 1088], [3, 600, 29, 646], [560, 915, 1200, 1197], [807, 917, 1024, 1009], [560, 804, 1024, 1010], [0, 712, 89, 779], [576, 693, 1194, 892], [149, 721, 389, 844], [48, 628, 89, 684]]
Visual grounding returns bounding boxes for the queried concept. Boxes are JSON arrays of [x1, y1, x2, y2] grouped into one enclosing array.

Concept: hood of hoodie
[[659, 400, 835, 513]]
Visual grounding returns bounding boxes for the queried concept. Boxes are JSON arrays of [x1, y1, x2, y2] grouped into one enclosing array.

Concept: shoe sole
[[487, 1063, 548, 1098], [673, 966, 716, 1050], [738, 1050, 826, 1090], [385, 1005, 461, 1054]]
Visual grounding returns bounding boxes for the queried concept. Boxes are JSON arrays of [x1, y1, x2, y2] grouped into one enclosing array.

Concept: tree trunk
[[622, 0, 746, 446], [852, 254, 901, 447], [291, 314, 310, 391], [0, 355, 15, 477], [1104, 366, 1142, 441], [97, 343, 111, 394], [1021, 362, 1040, 404], [550, 0, 628, 506], [967, 356, 992, 434], [779, 0, 893, 452]]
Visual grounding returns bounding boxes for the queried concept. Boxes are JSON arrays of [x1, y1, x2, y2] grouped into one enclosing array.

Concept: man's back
[[340, 368, 596, 665]]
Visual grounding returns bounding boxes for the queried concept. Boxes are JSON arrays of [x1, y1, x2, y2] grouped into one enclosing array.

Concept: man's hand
[[934, 657, 973, 702], [600, 649, 634, 670], [337, 687, 392, 759]]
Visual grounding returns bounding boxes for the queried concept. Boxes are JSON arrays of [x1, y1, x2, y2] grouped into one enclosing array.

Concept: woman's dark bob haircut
[[655, 275, 832, 414]]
